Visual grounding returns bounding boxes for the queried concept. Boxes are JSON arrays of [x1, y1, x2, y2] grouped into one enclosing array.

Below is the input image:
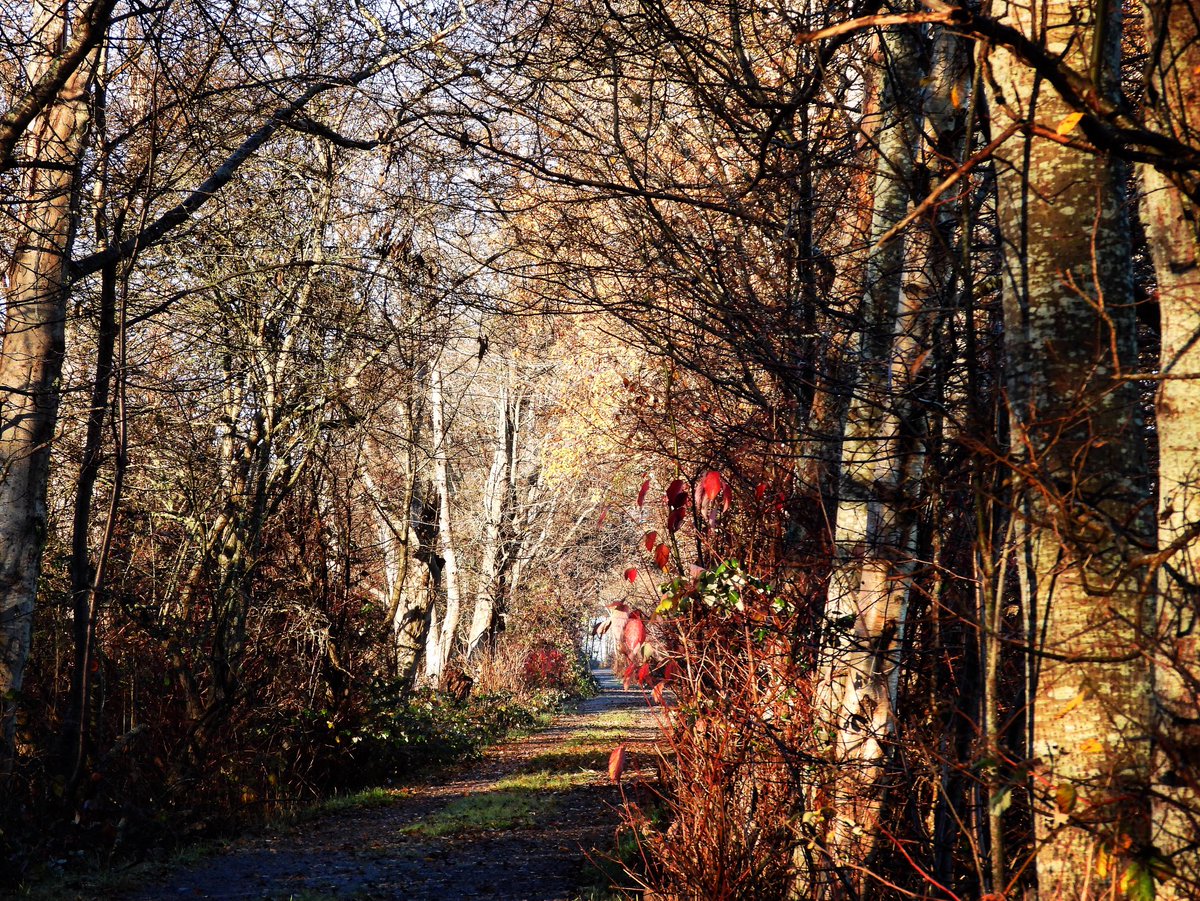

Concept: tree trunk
[[0, 1, 97, 769], [428, 359, 461, 677], [467, 385, 517, 658], [813, 20, 924, 881], [1140, 0, 1200, 893], [984, 0, 1151, 892]]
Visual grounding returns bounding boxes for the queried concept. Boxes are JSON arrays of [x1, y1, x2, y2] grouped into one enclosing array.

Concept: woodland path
[[122, 671, 659, 900]]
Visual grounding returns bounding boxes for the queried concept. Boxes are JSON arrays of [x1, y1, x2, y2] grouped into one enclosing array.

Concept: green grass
[[400, 790, 550, 837], [494, 768, 594, 791], [398, 767, 597, 838], [524, 746, 611, 773], [313, 786, 403, 815]]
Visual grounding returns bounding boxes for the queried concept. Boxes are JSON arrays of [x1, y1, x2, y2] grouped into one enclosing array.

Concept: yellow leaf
[[1096, 846, 1111, 878], [1058, 690, 1085, 718], [1080, 738, 1105, 753], [1055, 782, 1077, 813], [1056, 112, 1085, 136], [1119, 864, 1133, 894]]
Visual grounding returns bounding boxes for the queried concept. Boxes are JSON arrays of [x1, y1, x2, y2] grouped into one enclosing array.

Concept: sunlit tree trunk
[[428, 359, 461, 677], [984, 0, 1151, 893], [813, 21, 923, 880], [467, 384, 517, 658], [363, 446, 437, 691], [1140, 0, 1200, 892], [0, 0, 97, 769]]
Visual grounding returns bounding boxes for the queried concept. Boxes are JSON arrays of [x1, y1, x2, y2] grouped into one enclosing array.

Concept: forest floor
[[111, 671, 659, 901]]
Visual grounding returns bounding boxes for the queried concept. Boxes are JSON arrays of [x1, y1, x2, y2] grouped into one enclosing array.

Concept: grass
[[399, 767, 600, 838], [494, 768, 594, 791], [310, 786, 404, 816], [400, 790, 549, 837], [524, 746, 611, 772], [11, 839, 233, 901]]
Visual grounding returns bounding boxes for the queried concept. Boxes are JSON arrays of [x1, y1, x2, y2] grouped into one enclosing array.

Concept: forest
[[2, 0, 1199, 897]]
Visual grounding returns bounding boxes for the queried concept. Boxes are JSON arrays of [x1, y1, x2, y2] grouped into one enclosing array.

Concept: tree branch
[[0, 0, 117, 172]]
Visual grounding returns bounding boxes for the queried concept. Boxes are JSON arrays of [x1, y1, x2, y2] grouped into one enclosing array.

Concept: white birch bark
[[428, 359, 461, 677], [467, 385, 517, 658], [813, 21, 924, 874]]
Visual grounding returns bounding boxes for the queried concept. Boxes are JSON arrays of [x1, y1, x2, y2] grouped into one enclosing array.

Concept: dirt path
[[122, 671, 659, 900]]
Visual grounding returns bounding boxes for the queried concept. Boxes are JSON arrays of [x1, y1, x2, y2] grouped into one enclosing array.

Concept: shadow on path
[[121, 670, 659, 901]]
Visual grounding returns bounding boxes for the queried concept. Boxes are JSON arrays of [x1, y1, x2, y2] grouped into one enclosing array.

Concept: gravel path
[[120, 671, 660, 901]]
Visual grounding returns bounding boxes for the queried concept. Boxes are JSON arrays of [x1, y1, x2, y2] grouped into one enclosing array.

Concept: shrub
[[521, 644, 570, 689]]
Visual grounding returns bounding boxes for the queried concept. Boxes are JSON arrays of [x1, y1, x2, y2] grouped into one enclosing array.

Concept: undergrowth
[[10, 685, 565, 897]]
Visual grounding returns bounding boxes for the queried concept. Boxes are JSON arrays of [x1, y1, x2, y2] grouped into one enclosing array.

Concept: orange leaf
[[608, 745, 627, 783], [654, 542, 670, 570], [1055, 111, 1084, 135]]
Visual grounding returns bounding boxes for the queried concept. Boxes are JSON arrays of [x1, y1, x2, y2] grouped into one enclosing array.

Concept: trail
[[123, 671, 658, 900]]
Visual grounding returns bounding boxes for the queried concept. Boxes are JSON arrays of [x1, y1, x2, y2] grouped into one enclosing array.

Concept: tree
[[0, 0, 99, 769], [980, 0, 1150, 891], [0, 0, 470, 767], [1140, 0, 1200, 890]]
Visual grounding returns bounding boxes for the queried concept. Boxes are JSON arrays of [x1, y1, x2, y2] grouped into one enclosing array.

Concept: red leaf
[[609, 745, 627, 783], [622, 664, 636, 689], [598, 506, 608, 526], [624, 567, 638, 583], [663, 660, 680, 681], [665, 479, 688, 509], [623, 611, 646, 651], [755, 482, 767, 500], [643, 531, 658, 552], [637, 478, 650, 507], [652, 683, 665, 706], [700, 470, 724, 503], [637, 662, 651, 684], [667, 506, 687, 533], [654, 542, 670, 570]]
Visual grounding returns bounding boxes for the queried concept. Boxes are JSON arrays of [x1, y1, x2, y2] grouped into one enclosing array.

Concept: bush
[[521, 644, 570, 689]]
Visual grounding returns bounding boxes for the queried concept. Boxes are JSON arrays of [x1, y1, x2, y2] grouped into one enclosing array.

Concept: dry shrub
[[623, 590, 820, 901]]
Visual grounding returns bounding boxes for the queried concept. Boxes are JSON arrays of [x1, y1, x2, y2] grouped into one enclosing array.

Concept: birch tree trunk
[[0, 0, 97, 768], [428, 359, 461, 677], [1139, 0, 1200, 892], [983, 1, 1151, 892], [467, 385, 517, 658], [813, 21, 924, 880]]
